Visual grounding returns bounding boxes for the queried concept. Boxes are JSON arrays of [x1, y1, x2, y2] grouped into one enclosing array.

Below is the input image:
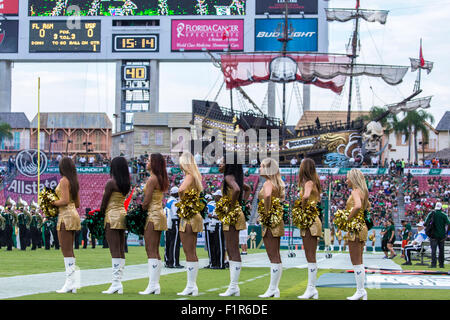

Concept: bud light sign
[[255, 18, 318, 52]]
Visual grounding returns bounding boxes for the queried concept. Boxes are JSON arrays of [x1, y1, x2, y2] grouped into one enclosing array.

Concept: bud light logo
[[255, 18, 318, 52]]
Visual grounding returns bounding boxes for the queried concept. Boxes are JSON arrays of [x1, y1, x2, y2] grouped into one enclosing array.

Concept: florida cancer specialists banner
[[171, 19, 244, 51], [256, 0, 318, 15], [0, 0, 19, 15], [255, 18, 318, 52]]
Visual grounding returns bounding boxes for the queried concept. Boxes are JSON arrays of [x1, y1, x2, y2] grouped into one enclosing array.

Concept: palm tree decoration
[[393, 110, 434, 164], [0, 122, 13, 142], [358, 106, 397, 135]]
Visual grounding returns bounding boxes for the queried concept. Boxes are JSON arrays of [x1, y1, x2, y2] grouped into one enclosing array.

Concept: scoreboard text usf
[[29, 20, 101, 52]]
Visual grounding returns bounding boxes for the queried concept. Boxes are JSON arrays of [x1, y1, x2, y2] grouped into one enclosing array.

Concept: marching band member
[[344, 169, 370, 300], [176, 152, 204, 296], [100, 157, 131, 294], [217, 155, 251, 297], [52, 157, 81, 294], [258, 158, 285, 298], [139, 153, 169, 295], [297, 158, 322, 300]]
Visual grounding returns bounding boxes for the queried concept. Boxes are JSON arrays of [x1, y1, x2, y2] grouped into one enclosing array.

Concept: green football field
[[0, 246, 449, 300]]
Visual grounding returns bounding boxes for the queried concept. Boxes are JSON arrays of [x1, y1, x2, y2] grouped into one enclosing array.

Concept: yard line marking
[[176, 272, 270, 299]]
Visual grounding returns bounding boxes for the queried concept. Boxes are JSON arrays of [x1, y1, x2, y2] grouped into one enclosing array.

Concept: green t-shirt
[[382, 227, 388, 240], [425, 210, 450, 240], [386, 225, 395, 240], [402, 223, 411, 240]]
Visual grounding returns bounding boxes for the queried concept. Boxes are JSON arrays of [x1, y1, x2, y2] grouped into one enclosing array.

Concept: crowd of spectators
[[403, 176, 450, 224]]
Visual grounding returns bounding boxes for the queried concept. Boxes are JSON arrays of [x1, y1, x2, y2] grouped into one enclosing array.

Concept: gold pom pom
[[215, 196, 241, 226], [257, 197, 283, 229], [334, 208, 365, 232], [292, 199, 320, 229], [175, 189, 204, 220], [38, 188, 59, 218]]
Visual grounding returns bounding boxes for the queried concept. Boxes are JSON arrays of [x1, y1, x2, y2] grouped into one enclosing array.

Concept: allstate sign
[[255, 18, 318, 52], [15, 149, 48, 177]]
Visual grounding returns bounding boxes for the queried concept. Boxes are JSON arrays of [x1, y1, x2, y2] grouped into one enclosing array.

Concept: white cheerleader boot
[[347, 265, 367, 300], [139, 259, 162, 295], [298, 263, 319, 299], [56, 257, 77, 293], [102, 258, 123, 294], [219, 261, 241, 297], [259, 263, 282, 298], [177, 261, 199, 296]]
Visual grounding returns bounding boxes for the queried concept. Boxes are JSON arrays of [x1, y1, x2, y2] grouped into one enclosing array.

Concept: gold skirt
[[145, 207, 168, 231], [262, 221, 284, 238], [57, 203, 81, 231], [223, 210, 246, 231], [300, 216, 323, 238], [104, 209, 127, 230], [347, 225, 368, 243], [180, 214, 203, 233]]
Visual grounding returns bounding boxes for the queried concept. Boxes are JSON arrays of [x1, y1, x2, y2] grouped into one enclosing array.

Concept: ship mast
[[346, 0, 361, 127]]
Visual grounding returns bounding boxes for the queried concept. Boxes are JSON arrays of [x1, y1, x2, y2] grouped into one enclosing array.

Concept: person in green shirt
[[386, 219, 397, 258], [425, 202, 450, 268], [380, 221, 389, 258], [400, 220, 412, 258]]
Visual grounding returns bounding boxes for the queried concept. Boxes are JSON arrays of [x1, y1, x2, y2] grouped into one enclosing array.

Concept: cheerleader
[[100, 157, 131, 294], [258, 158, 285, 298], [344, 169, 370, 300], [52, 157, 81, 294], [176, 152, 204, 296], [139, 153, 169, 295], [369, 230, 376, 253], [217, 155, 251, 297], [297, 158, 322, 300], [336, 229, 343, 251]]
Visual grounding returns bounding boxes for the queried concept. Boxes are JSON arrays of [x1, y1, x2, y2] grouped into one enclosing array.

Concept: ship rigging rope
[[203, 71, 222, 101]]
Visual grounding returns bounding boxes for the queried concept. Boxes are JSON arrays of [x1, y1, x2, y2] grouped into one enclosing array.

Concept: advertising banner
[[29, 0, 246, 16], [255, 18, 318, 52], [171, 19, 244, 52], [45, 166, 110, 174], [0, 20, 18, 53], [0, 0, 19, 15], [256, 0, 318, 15]]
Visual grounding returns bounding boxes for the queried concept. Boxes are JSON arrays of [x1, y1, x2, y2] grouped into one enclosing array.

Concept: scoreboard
[[0, 0, 329, 61], [113, 34, 158, 52], [29, 21, 101, 52]]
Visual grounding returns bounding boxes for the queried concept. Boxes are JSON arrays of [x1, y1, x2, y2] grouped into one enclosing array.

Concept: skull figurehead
[[363, 121, 383, 154]]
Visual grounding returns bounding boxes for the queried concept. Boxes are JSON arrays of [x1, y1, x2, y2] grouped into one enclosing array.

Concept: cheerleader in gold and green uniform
[[217, 155, 251, 297], [176, 152, 204, 296], [344, 169, 370, 300], [258, 158, 285, 298], [139, 153, 169, 295], [52, 157, 81, 294], [99, 157, 131, 295], [296, 158, 322, 300]]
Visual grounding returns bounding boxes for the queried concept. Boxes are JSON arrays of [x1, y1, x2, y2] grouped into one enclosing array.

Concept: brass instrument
[[17, 196, 28, 210], [0, 206, 5, 230], [30, 200, 39, 212], [5, 196, 16, 209]]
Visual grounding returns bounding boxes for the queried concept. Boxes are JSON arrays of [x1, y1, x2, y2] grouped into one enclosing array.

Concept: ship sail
[[409, 58, 434, 74], [386, 96, 432, 114], [325, 8, 389, 24], [297, 62, 409, 86]]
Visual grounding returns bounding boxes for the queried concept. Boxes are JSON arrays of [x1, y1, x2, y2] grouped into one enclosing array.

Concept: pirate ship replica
[[195, 1, 433, 166]]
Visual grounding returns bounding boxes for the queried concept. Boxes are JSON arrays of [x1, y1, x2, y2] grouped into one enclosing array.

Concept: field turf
[[1, 246, 449, 300]]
